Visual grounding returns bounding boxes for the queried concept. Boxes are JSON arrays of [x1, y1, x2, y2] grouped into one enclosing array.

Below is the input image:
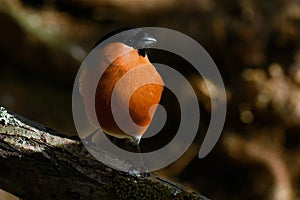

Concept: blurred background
[[1, 0, 300, 199]]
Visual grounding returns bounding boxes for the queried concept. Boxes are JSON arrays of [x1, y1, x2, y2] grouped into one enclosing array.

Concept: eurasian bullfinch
[[79, 28, 164, 145]]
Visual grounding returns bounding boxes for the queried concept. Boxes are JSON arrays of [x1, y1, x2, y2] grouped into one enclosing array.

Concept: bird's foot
[[128, 163, 150, 178]]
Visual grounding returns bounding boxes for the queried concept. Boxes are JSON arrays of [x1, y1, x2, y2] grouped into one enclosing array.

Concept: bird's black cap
[[93, 27, 157, 50]]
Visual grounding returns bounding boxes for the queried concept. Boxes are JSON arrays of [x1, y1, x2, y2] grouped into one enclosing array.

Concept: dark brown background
[[1, 0, 300, 199]]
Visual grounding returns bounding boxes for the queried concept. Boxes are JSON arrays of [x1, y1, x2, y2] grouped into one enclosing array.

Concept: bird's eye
[[138, 49, 147, 57]]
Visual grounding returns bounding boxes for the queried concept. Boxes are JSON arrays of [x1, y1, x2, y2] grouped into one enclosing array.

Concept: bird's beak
[[141, 33, 157, 48]]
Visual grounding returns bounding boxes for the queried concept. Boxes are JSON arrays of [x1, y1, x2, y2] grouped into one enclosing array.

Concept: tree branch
[[0, 107, 208, 200]]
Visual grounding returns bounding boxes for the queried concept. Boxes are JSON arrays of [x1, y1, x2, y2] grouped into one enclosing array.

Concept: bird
[[79, 28, 164, 149]]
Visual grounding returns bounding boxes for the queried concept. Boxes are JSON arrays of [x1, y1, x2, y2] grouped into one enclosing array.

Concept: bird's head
[[94, 28, 157, 50]]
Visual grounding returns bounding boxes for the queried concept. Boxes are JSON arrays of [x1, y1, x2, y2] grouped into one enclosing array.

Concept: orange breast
[[94, 43, 163, 139]]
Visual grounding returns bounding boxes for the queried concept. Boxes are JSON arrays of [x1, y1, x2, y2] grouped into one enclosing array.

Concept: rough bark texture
[[0, 107, 208, 200]]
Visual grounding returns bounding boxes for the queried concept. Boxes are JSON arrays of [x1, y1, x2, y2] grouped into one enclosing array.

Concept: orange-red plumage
[[80, 42, 163, 142]]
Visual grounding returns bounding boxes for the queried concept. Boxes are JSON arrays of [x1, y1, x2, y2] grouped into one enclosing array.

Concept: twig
[[0, 107, 208, 200]]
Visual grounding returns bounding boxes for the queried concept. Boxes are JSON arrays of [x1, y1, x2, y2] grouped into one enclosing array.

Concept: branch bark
[[0, 107, 208, 200]]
